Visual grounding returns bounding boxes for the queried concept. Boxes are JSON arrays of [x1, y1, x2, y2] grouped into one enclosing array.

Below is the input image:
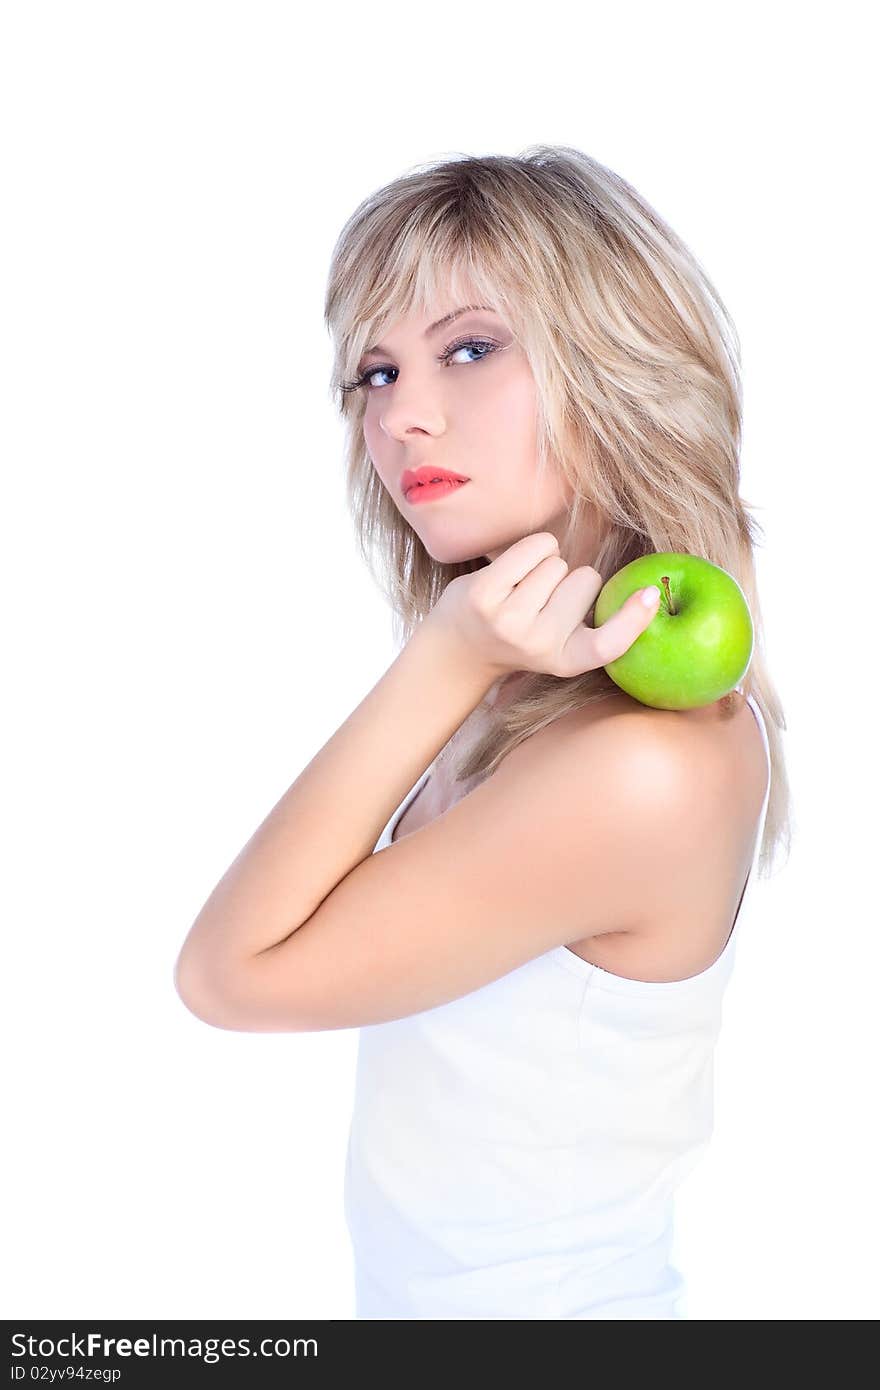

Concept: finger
[[502, 553, 570, 621], [530, 563, 602, 637], [555, 584, 660, 678], [482, 532, 560, 603]]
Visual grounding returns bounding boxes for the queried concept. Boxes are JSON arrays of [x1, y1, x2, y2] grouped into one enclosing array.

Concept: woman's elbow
[[173, 948, 231, 1029]]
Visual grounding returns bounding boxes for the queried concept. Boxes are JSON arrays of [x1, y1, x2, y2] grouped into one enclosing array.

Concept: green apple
[[593, 552, 753, 710]]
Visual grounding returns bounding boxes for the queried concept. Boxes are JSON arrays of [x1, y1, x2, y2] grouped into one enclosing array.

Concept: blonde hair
[[323, 144, 793, 877]]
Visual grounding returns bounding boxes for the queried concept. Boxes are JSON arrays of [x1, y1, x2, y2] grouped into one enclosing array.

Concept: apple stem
[[660, 574, 676, 615]]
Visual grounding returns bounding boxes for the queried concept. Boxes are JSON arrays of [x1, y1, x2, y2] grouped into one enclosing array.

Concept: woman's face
[[357, 292, 577, 566]]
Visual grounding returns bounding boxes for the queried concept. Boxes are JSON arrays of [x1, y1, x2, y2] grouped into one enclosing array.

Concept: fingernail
[[640, 586, 661, 608]]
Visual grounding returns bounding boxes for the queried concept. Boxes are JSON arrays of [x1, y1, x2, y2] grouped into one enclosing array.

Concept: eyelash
[[340, 336, 501, 394]]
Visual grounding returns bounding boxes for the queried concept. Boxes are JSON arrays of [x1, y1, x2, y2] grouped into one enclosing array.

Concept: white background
[[2, 1, 877, 1321]]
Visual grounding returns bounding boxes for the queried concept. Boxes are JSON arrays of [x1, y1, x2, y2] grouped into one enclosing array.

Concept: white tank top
[[344, 692, 771, 1319]]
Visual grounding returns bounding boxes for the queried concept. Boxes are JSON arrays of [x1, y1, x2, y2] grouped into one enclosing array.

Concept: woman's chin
[[418, 538, 489, 567]]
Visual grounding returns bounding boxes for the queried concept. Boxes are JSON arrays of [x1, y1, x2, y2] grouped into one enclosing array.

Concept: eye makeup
[[341, 335, 504, 395]]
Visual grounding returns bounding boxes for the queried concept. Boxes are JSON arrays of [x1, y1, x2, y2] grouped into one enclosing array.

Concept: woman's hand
[[428, 532, 660, 681]]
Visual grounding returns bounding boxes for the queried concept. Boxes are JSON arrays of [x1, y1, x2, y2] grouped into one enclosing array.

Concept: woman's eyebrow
[[362, 305, 497, 358]]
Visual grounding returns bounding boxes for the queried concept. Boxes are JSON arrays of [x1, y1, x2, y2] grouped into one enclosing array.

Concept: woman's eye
[[342, 337, 500, 394]]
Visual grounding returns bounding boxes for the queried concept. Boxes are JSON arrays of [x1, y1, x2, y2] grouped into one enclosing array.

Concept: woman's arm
[[174, 687, 713, 1032], [174, 618, 497, 1000], [174, 534, 667, 1030]]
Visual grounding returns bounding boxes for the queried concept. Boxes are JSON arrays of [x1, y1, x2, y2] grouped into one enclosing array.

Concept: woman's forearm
[[175, 618, 497, 983]]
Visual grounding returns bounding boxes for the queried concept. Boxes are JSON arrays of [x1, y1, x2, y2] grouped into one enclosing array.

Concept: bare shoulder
[[546, 687, 765, 801], [496, 686, 743, 794], [553, 688, 770, 979]]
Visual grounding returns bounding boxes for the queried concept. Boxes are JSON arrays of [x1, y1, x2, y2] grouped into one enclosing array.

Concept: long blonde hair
[[323, 144, 793, 877]]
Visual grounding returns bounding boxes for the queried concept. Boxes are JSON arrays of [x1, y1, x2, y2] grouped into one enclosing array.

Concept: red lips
[[401, 466, 470, 498]]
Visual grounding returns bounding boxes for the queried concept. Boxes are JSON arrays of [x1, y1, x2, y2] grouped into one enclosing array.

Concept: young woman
[[174, 145, 792, 1320]]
